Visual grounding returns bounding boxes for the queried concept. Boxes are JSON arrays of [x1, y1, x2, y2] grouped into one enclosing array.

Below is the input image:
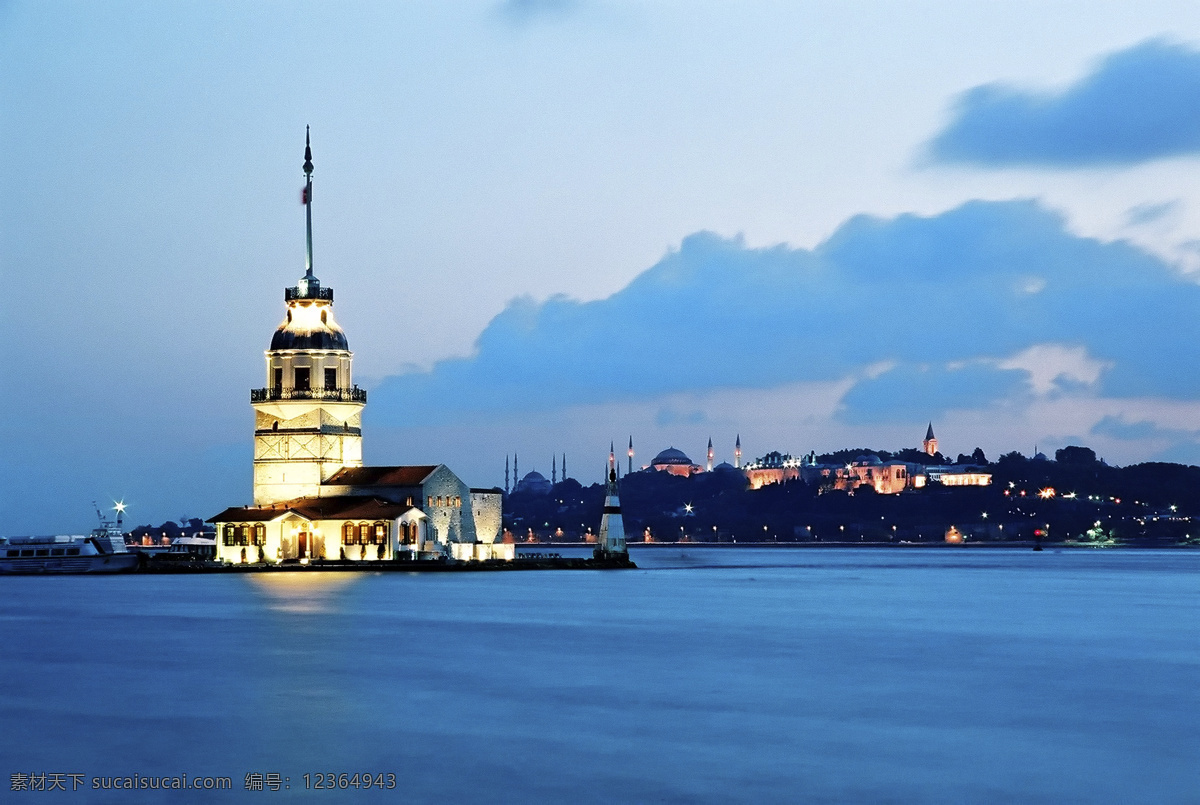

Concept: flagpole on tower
[[303, 126, 314, 278]]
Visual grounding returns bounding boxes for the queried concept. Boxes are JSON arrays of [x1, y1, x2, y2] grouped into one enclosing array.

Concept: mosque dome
[[514, 470, 553, 495], [713, 461, 739, 474], [855, 454, 883, 466], [652, 447, 694, 466]]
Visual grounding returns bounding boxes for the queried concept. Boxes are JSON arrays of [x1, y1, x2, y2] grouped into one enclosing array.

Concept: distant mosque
[[504, 453, 568, 496], [208, 131, 510, 564], [636, 435, 742, 478]]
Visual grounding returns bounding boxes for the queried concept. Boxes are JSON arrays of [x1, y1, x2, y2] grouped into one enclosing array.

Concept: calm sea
[[1, 547, 1197, 803]]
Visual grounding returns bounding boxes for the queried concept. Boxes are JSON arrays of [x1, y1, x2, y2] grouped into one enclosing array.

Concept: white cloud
[[996, 344, 1112, 395]]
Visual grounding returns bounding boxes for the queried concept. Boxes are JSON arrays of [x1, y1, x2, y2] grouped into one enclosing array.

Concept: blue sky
[[6, 2, 1200, 532]]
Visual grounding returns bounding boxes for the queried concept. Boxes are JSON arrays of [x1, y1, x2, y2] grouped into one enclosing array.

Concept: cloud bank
[[373, 199, 1200, 430], [929, 40, 1200, 167]]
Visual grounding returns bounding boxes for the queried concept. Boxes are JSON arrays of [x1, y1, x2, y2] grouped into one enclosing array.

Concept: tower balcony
[[285, 285, 333, 302], [251, 386, 367, 404]]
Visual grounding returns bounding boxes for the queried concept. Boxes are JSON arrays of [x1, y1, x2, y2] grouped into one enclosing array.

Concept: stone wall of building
[[470, 490, 503, 544]]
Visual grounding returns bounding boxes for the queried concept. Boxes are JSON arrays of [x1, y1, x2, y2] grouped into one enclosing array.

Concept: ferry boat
[[0, 503, 140, 574]]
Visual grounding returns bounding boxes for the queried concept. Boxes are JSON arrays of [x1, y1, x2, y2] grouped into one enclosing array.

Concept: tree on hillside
[[1056, 445, 1097, 465]]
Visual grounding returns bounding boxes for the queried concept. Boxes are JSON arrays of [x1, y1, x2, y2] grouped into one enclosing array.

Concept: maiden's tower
[[209, 131, 508, 565]]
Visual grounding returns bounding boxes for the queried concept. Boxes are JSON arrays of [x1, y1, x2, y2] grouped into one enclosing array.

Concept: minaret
[[735, 434, 742, 469], [504, 455, 510, 494], [251, 129, 365, 505], [706, 437, 714, 472], [562, 453, 567, 481], [597, 442, 628, 559], [514, 453, 519, 486], [627, 436, 634, 475], [551, 455, 557, 484], [923, 423, 938, 457]]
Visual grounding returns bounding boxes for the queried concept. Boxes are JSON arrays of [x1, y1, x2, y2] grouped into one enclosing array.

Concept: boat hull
[[0, 553, 140, 574]]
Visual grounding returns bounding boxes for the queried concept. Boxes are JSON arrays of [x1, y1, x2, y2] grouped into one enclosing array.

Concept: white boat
[[0, 503, 140, 574]]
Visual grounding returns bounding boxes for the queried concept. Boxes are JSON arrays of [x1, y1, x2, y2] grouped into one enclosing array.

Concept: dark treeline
[[504, 448, 1200, 546]]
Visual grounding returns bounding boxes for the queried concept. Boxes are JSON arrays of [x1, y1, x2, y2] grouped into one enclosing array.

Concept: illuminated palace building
[[209, 132, 509, 564]]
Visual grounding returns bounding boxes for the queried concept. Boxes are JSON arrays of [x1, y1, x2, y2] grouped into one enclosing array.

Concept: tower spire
[[628, 435, 634, 475], [303, 126, 315, 279], [735, 434, 742, 469]]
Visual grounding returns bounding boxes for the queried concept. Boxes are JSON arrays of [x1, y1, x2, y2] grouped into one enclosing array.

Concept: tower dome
[[269, 275, 349, 351]]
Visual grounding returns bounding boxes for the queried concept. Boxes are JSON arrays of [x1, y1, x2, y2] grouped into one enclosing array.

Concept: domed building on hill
[[514, 470, 553, 496], [649, 447, 703, 477]]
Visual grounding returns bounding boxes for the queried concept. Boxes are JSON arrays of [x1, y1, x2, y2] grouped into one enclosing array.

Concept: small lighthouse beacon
[[250, 129, 366, 505], [596, 442, 628, 560]]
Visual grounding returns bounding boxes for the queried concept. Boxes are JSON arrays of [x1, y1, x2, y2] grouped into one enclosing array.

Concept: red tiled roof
[[323, 465, 438, 487], [208, 495, 414, 523]]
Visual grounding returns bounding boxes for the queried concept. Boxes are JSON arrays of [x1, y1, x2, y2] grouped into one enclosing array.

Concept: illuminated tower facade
[[251, 129, 366, 505], [597, 443, 627, 558], [923, 422, 938, 457], [735, 434, 742, 469], [706, 437, 714, 472]]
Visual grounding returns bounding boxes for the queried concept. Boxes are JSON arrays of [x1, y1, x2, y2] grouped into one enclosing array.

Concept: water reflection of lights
[[247, 573, 359, 614]]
